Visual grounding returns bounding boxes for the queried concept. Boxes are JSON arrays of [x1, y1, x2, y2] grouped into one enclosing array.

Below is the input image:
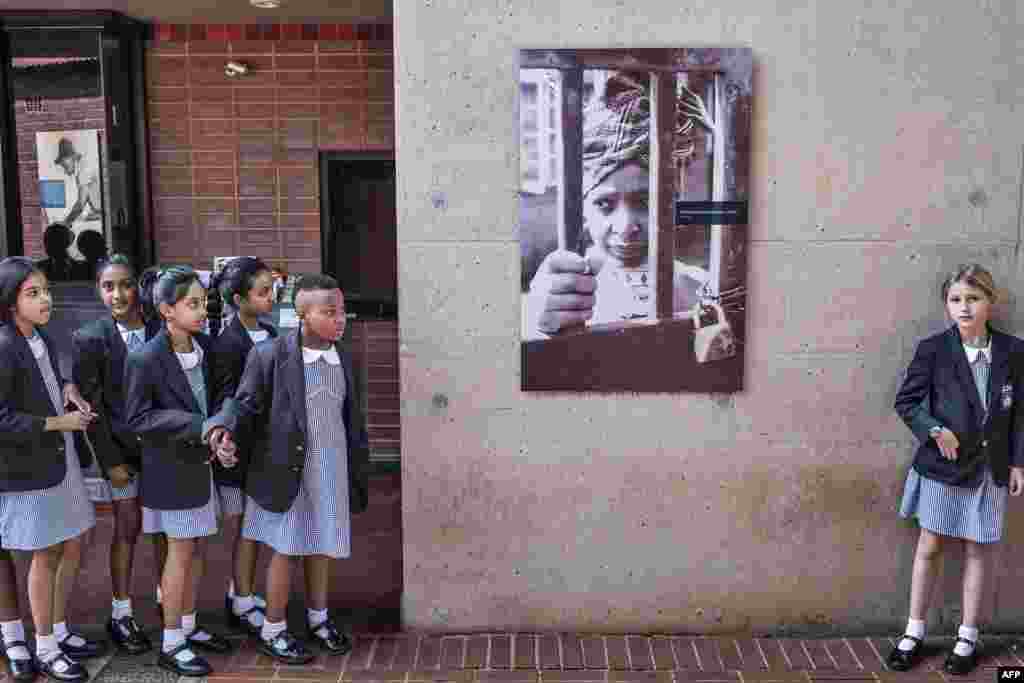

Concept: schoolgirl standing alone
[[69, 254, 164, 655], [123, 266, 233, 677], [211, 274, 369, 663], [0, 257, 101, 682], [889, 264, 1024, 675], [209, 257, 278, 635]]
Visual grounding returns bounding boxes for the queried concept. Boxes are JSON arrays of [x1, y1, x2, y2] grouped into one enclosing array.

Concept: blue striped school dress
[[241, 351, 351, 559], [141, 345, 220, 539], [92, 324, 145, 502], [899, 343, 1008, 543], [0, 334, 95, 550], [215, 328, 272, 519]]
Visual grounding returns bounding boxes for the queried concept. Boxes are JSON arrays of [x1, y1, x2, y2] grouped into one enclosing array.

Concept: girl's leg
[[260, 551, 294, 643], [162, 538, 193, 632], [955, 540, 990, 655], [304, 555, 349, 655], [180, 538, 230, 652], [152, 533, 167, 606], [0, 549, 31, 663], [111, 498, 142, 602], [52, 534, 104, 656], [908, 529, 946, 621], [29, 544, 64, 637], [229, 518, 265, 632]]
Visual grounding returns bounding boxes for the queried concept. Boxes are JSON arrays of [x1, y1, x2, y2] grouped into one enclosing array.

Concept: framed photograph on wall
[[518, 48, 752, 392], [35, 129, 104, 273]]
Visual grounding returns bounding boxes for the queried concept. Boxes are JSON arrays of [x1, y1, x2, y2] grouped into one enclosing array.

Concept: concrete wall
[[394, 0, 1024, 633]]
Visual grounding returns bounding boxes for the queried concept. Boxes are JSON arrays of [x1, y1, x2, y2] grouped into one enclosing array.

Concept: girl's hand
[[63, 384, 97, 418], [216, 435, 238, 469], [58, 411, 94, 432], [1010, 467, 1024, 496], [934, 428, 960, 461], [108, 464, 136, 488]]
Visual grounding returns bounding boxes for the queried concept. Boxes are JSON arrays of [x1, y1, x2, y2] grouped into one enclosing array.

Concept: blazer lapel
[[947, 327, 985, 423], [282, 329, 309, 440], [986, 330, 1011, 423], [156, 330, 202, 414], [105, 318, 127, 371]]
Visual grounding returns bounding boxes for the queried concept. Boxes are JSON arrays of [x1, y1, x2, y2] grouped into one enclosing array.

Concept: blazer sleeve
[[221, 345, 268, 436], [1012, 349, 1024, 468], [209, 341, 243, 416], [0, 351, 46, 445], [123, 351, 205, 456], [894, 339, 943, 444]]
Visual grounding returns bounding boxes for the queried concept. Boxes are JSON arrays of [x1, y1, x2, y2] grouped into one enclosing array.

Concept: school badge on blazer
[[1001, 383, 1013, 410]]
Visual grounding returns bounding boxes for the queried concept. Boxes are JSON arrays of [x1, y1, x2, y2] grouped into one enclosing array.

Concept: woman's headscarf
[[581, 71, 713, 199]]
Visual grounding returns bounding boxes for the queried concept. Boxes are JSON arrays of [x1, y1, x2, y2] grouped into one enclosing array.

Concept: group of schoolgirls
[[0, 253, 369, 681]]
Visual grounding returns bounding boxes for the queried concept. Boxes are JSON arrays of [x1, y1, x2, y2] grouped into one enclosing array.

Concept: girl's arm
[[218, 345, 268, 436], [209, 343, 243, 416], [123, 351, 206, 455], [894, 340, 943, 444], [0, 355, 47, 445]]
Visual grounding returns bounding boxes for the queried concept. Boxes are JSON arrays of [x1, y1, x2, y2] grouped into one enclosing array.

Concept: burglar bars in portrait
[[519, 49, 730, 324]]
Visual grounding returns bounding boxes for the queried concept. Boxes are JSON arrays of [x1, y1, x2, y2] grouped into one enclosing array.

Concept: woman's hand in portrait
[[693, 302, 737, 363], [1010, 467, 1024, 496], [529, 250, 598, 335], [933, 428, 959, 461]]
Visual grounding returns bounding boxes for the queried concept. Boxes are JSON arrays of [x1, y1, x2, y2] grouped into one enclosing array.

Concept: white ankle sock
[[307, 607, 328, 634], [162, 628, 195, 661], [233, 595, 264, 627], [0, 620, 29, 661], [53, 621, 85, 648], [261, 619, 287, 643], [112, 597, 133, 621], [898, 618, 926, 651], [954, 625, 979, 656], [34, 633, 61, 663]]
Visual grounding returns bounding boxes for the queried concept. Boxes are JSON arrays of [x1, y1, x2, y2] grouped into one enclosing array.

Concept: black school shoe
[[186, 625, 232, 654], [307, 618, 352, 655], [106, 616, 152, 655], [226, 598, 266, 638], [944, 637, 980, 676], [259, 630, 315, 665], [886, 634, 924, 671], [56, 631, 106, 661], [33, 652, 86, 683], [157, 642, 211, 678], [1, 640, 37, 682]]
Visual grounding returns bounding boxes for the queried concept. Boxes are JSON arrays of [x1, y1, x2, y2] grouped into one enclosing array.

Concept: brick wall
[[13, 96, 106, 258], [145, 23, 394, 273]]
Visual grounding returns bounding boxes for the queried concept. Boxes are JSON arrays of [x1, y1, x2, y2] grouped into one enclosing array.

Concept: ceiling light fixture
[[250, 0, 282, 8]]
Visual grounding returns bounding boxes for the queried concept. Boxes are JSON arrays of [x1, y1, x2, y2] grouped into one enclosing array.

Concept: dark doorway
[[319, 152, 401, 632], [321, 153, 398, 320]]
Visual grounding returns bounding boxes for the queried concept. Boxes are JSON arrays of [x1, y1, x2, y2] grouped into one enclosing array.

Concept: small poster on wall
[[35, 130, 105, 280], [518, 48, 752, 392]]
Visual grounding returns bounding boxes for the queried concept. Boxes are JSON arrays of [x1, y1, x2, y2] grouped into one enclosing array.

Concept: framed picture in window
[[519, 48, 751, 392]]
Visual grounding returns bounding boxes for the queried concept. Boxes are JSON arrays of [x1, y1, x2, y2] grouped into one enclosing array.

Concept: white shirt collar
[[963, 339, 992, 364], [302, 346, 340, 365], [248, 329, 270, 343], [175, 342, 204, 370], [26, 333, 45, 359]]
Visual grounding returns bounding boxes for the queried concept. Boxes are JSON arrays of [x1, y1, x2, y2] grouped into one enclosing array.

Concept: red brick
[[239, 229, 279, 247], [276, 55, 315, 71], [278, 71, 317, 85], [320, 54, 363, 70], [153, 179, 193, 196], [188, 40, 228, 55], [194, 150, 235, 166], [149, 86, 188, 103], [280, 197, 318, 213], [278, 169, 317, 196], [149, 101, 189, 119], [238, 119, 276, 134], [318, 71, 368, 87], [279, 86, 319, 101], [239, 198, 276, 214], [466, 636, 488, 669], [195, 197, 236, 213], [240, 214, 277, 229], [778, 641, 813, 670], [148, 56, 187, 85], [190, 86, 234, 102], [606, 637, 628, 670], [279, 214, 320, 230], [491, 635, 511, 669], [276, 39, 315, 53], [441, 637, 465, 669], [367, 55, 393, 70], [626, 637, 653, 671], [195, 166, 235, 184], [539, 635, 560, 670], [561, 635, 584, 670], [319, 24, 339, 40], [192, 101, 235, 118], [230, 40, 272, 55], [197, 213, 237, 230], [192, 116, 237, 135], [236, 102, 277, 119], [755, 639, 790, 671], [279, 101, 321, 118], [822, 641, 860, 671]]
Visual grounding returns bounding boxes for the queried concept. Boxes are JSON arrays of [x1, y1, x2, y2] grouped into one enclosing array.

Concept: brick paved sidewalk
[[67, 633, 1024, 683]]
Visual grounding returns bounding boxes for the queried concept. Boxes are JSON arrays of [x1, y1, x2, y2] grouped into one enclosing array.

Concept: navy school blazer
[[123, 328, 217, 510], [894, 325, 1024, 487], [71, 317, 162, 477], [221, 327, 369, 515], [0, 324, 89, 492], [209, 315, 278, 488]]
